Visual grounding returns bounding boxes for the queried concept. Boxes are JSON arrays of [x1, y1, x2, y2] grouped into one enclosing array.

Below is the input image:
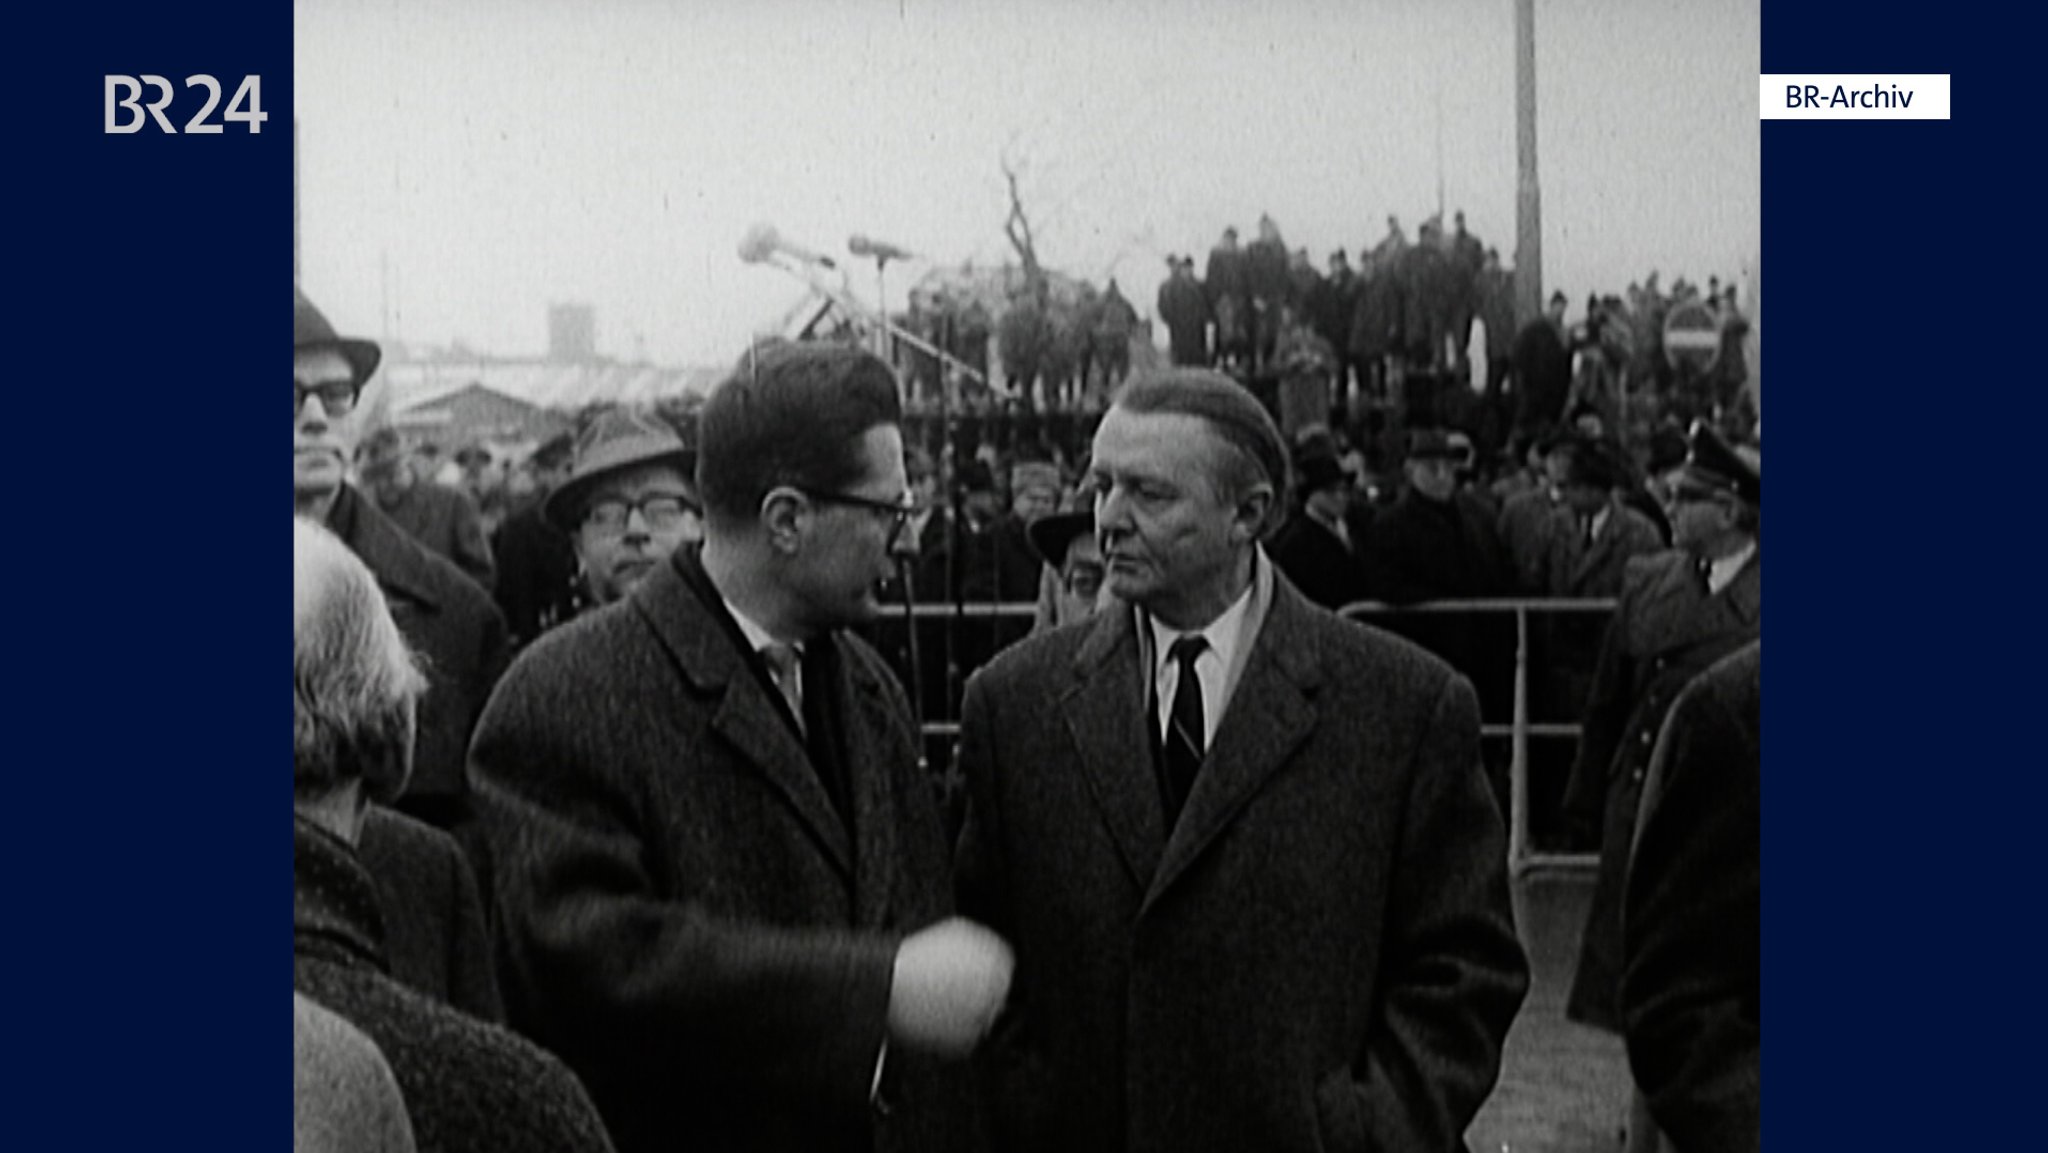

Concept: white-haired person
[[293, 517, 615, 1153]]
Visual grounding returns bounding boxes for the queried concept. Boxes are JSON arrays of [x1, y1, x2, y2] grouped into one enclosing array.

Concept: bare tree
[[1000, 156, 1047, 308]]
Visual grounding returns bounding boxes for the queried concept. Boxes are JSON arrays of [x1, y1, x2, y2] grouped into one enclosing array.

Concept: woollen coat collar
[[1060, 565, 1326, 913], [623, 545, 904, 919]]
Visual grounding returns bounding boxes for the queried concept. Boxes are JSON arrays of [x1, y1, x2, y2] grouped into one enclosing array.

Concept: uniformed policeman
[[1562, 419, 1760, 1036]]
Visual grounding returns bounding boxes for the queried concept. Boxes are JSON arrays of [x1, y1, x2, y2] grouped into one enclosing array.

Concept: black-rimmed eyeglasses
[[795, 487, 919, 543], [583, 493, 701, 534], [295, 379, 362, 418]]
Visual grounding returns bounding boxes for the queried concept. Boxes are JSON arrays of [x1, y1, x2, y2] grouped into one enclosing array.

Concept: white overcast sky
[[294, 0, 1759, 367]]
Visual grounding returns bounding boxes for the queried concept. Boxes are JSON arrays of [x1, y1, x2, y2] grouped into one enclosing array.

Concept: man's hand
[[886, 917, 1014, 1057]]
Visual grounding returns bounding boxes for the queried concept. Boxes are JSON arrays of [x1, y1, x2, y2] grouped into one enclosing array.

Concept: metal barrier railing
[[1337, 598, 1613, 875], [891, 596, 1614, 877]]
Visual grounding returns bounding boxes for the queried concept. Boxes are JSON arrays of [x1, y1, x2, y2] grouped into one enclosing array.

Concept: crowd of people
[[295, 278, 1759, 1153]]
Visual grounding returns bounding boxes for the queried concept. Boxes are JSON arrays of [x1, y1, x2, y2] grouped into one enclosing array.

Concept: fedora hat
[[294, 287, 382, 386], [543, 409, 697, 532]]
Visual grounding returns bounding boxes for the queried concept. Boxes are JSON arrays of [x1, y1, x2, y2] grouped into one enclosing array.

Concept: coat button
[[1639, 731, 1654, 746], [1631, 768, 1645, 783]]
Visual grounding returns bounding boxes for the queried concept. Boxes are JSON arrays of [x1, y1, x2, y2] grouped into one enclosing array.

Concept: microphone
[[739, 222, 837, 269], [849, 234, 918, 263]]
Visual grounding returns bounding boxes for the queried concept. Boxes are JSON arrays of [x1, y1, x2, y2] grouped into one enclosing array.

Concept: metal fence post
[[1510, 603, 1531, 874]]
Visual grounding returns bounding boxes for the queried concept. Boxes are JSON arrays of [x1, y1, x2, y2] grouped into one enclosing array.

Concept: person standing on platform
[[471, 342, 1010, 1153], [1204, 226, 1251, 372], [1157, 255, 1211, 368], [955, 368, 1527, 1153], [1514, 291, 1574, 435]]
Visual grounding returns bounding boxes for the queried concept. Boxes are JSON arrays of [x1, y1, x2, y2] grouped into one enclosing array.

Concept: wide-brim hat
[[294, 287, 382, 385], [543, 409, 697, 531], [1027, 510, 1096, 567], [1675, 419, 1761, 507]]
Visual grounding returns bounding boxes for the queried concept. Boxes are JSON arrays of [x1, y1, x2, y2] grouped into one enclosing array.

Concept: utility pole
[[1513, 0, 1543, 327]]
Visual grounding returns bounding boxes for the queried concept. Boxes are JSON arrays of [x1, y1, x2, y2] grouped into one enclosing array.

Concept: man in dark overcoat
[[294, 287, 509, 832], [1513, 291, 1575, 435], [1203, 227, 1251, 370], [357, 805, 504, 1022], [1564, 421, 1760, 1036], [1623, 640, 1761, 1153], [490, 432, 581, 647], [955, 370, 1527, 1153], [359, 426, 498, 592], [470, 343, 1011, 1153], [1156, 256, 1210, 368], [292, 517, 615, 1153]]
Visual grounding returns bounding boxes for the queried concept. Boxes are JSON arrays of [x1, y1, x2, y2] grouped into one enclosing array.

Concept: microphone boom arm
[[753, 252, 989, 386]]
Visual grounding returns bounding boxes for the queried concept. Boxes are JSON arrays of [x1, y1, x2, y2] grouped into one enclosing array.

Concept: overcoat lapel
[[835, 656, 903, 928], [632, 561, 854, 878], [1060, 608, 1167, 891], [1145, 586, 1319, 909]]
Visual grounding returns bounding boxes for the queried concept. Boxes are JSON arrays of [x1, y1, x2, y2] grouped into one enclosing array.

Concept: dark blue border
[[16, 1, 283, 1147], [1766, 2, 2032, 1149], [15, 1, 2023, 1148]]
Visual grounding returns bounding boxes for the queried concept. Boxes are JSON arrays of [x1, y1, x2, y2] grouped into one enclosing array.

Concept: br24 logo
[[106, 75, 267, 134]]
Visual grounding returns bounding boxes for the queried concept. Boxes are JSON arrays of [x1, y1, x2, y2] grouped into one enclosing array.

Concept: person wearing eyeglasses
[[470, 340, 1009, 1153], [294, 287, 509, 834], [541, 408, 702, 611]]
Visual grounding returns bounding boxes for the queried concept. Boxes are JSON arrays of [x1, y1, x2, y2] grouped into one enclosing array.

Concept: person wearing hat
[[357, 427, 498, 593], [1360, 427, 1510, 605], [490, 431, 582, 647], [543, 408, 701, 611], [471, 342, 1007, 1153], [1204, 226, 1251, 371], [1268, 432, 1370, 610], [1026, 494, 1106, 635], [294, 286, 508, 831], [1513, 290, 1574, 435], [1542, 435, 1664, 599], [959, 459, 1061, 608], [1561, 418, 1760, 1147], [1157, 254, 1211, 368]]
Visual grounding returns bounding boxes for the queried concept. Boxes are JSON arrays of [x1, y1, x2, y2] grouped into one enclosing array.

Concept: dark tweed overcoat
[[359, 805, 505, 1022], [1563, 549, 1761, 1031], [1623, 641, 1761, 1153], [328, 484, 508, 820], [955, 572, 1529, 1153], [295, 819, 615, 1153], [469, 546, 975, 1153]]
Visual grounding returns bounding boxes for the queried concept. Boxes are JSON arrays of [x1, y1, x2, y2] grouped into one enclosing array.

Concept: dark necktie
[[1162, 635, 1209, 826]]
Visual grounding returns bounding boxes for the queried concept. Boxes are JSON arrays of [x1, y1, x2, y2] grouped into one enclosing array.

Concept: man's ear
[[761, 488, 806, 554], [1232, 483, 1275, 543]]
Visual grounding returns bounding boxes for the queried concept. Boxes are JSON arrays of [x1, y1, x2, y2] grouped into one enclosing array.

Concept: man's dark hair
[[697, 341, 903, 523], [1108, 369, 1290, 538]]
